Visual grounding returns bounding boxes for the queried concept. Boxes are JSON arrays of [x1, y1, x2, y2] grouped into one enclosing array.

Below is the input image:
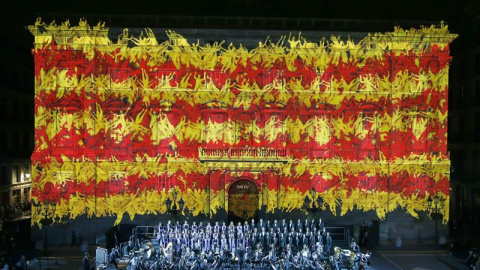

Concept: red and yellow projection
[[29, 18, 456, 226]]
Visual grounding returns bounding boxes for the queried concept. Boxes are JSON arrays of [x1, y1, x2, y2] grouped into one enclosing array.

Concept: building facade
[[28, 18, 455, 242], [0, 11, 34, 224]]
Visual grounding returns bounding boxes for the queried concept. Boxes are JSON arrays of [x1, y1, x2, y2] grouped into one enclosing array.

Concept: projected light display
[[29, 18, 455, 226]]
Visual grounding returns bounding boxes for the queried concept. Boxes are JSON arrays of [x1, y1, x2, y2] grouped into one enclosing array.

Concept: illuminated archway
[[228, 179, 259, 223]]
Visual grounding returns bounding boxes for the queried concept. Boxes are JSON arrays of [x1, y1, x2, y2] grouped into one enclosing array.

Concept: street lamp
[[165, 188, 185, 216], [427, 194, 446, 248], [205, 185, 210, 219], [303, 188, 324, 213], [31, 200, 56, 269]]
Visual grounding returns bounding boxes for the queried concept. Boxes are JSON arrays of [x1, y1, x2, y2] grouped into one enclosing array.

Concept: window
[[156, 173, 172, 191], [157, 69, 176, 89], [108, 113, 131, 147], [205, 113, 228, 144], [23, 187, 30, 202], [110, 69, 130, 89], [264, 113, 285, 146], [235, 112, 258, 145], [11, 189, 20, 203], [107, 171, 127, 194], [408, 116, 430, 152], [354, 112, 379, 159], [54, 111, 76, 147], [358, 172, 378, 191], [12, 167, 18, 184]]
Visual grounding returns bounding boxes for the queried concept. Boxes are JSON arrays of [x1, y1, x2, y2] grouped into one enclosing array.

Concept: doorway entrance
[[228, 180, 259, 223]]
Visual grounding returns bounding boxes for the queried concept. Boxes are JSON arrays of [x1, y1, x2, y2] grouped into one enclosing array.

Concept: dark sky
[[1, 0, 472, 24]]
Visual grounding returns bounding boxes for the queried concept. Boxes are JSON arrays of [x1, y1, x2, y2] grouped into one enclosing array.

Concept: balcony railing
[[198, 147, 289, 162]]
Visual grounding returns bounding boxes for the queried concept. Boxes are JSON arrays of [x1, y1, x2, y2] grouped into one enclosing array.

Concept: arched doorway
[[228, 180, 259, 223]]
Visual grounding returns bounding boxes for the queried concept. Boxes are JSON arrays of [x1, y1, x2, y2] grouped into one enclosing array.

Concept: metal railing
[[326, 226, 349, 244], [133, 225, 158, 247], [199, 147, 289, 161]]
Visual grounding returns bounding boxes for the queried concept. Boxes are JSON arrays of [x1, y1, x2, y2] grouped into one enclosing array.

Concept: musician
[[272, 219, 279, 231], [206, 222, 212, 234], [243, 221, 250, 234], [280, 219, 287, 232], [221, 221, 227, 234], [309, 229, 316, 249], [244, 232, 251, 249], [122, 241, 133, 257], [82, 252, 90, 270], [287, 231, 294, 249], [325, 232, 332, 255], [220, 233, 227, 251], [166, 220, 173, 233], [228, 221, 235, 233], [228, 231, 236, 251], [175, 233, 182, 254], [288, 219, 295, 232], [206, 250, 215, 264], [279, 232, 286, 251], [293, 251, 302, 268], [175, 221, 181, 232], [191, 221, 198, 233], [260, 227, 267, 248], [250, 228, 258, 248], [214, 221, 220, 234], [265, 250, 278, 266], [108, 247, 120, 269], [301, 244, 311, 261], [297, 228, 304, 241], [182, 220, 189, 231], [250, 219, 256, 231], [296, 219, 303, 233], [217, 249, 227, 269], [236, 222, 243, 235], [257, 219, 265, 231], [304, 218, 310, 232], [204, 232, 211, 252], [318, 218, 325, 230], [294, 232, 301, 251], [182, 231, 190, 249], [212, 231, 219, 251], [157, 231, 164, 247], [265, 228, 272, 247], [235, 247, 247, 270], [305, 228, 311, 247], [157, 222, 164, 237], [350, 240, 360, 252], [283, 249, 294, 270]]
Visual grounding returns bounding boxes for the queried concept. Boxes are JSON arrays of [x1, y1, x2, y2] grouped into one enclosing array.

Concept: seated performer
[[108, 246, 120, 269]]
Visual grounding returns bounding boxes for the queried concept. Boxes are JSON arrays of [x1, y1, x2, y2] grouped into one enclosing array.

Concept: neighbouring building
[[28, 18, 455, 245]]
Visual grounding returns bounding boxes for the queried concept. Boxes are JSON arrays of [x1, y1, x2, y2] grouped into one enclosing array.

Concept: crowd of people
[[0, 201, 30, 222], [108, 218, 370, 270], [155, 218, 333, 256]]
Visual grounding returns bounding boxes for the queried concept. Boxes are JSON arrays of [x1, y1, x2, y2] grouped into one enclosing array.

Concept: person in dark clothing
[[83, 252, 90, 270], [71, 231, 79, 248], [108, 247, 120, 269]]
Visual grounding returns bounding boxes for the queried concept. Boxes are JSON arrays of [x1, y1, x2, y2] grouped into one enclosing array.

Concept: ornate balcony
[[198, 147, 289, 162]]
